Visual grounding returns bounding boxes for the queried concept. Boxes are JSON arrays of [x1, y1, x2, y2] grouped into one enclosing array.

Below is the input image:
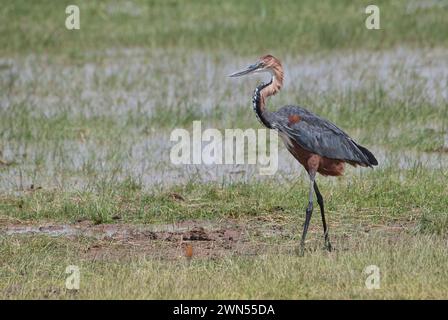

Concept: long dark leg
[[299, 173, 315, 256], [314, 181, 332, 251]]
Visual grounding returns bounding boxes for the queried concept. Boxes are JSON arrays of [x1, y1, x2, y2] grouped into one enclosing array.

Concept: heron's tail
[[355, 143, 378, 166]]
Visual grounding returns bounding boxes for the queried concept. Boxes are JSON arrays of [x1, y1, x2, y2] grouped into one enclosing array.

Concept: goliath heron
[[230, 55, 378, 254]]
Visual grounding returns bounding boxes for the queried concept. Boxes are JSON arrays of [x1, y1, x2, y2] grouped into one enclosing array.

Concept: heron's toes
[[295, 244, 305, 257], [324, 241, 334, 252]]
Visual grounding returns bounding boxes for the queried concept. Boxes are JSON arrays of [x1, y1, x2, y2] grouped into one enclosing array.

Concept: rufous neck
[[252, 67, 283, 128]]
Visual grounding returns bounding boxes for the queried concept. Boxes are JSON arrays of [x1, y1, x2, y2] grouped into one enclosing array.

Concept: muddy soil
[[0, 218, 412, 260], [0, 218, 298, 260]]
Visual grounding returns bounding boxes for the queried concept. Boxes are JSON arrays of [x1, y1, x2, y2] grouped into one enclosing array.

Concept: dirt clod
[[184, 227, 210, 241]]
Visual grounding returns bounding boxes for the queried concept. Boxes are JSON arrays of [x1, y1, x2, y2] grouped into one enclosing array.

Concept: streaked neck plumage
[[252, 65, 284, 129]]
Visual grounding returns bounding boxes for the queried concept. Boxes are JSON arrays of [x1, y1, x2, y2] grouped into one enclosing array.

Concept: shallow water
[[1, 47, 447, 192], [1, 47, 447, 116]]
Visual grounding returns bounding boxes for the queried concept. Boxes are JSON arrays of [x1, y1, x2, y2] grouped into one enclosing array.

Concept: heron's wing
[[269, 106, 377, 166]]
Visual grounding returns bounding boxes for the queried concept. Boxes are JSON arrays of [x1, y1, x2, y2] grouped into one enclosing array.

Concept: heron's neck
[[252, 70, 283, 128]]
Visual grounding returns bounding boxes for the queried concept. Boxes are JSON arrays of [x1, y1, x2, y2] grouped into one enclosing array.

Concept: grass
[[1, 166, 447, 299], [1, 234, 447, 299], [1, 0, 448, 57], [1, 0, 448, 299], [1, 167, 448, 227]]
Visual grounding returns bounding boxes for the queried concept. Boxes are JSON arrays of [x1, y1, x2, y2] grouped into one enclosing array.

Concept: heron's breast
[[283, 139, 346, 176]]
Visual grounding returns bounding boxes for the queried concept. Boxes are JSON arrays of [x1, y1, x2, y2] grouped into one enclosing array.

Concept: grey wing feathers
[[269, 106, 378, 166]]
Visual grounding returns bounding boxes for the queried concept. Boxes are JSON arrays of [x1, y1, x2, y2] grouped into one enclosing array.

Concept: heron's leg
[[299, 173, 315, 256], [313, 181, 332, 252]]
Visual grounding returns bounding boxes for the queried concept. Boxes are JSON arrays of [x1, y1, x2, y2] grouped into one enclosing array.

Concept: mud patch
[[0, 218, 414, 260], [0, 219, 293, 260]]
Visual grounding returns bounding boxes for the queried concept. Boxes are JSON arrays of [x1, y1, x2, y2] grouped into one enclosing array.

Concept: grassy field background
[[0, 0, 448, 299]]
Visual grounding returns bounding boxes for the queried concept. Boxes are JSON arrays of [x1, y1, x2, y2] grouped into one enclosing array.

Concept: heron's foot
[[296, 242, 306, 257], [324, 241, 333, 252]]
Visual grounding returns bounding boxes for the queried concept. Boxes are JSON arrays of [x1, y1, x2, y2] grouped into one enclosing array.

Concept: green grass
[[1, 0, 448, 299], [1, 0, 448, 57], [1, 234, 447, 299], [1, 167, 447, 233], [2, 165, 447, 299]]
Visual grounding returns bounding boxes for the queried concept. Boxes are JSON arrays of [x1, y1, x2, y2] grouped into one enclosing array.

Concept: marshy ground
[[0, 0, 448, 299]]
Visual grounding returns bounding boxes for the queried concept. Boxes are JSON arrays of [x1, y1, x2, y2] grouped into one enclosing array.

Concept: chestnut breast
[[279, 133, 345, 176]]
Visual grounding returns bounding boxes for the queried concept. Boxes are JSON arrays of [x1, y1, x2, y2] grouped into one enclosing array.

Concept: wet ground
[[1, 47, 447, 192]]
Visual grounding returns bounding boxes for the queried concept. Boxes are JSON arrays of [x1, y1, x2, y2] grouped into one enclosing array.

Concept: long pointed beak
[[228, 62, 261, 77]]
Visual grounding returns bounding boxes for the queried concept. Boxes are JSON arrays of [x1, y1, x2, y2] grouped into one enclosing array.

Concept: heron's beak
[[229, 62, 262, 77]]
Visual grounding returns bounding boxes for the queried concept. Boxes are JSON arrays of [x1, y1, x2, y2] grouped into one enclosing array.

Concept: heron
[[229, 55, 378, 255]]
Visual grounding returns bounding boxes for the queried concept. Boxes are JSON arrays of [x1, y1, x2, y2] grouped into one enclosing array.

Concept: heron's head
[[229, 54, 282, 78]]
